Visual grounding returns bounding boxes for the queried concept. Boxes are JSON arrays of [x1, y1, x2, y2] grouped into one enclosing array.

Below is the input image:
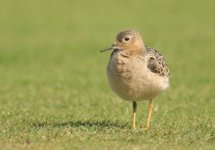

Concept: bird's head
[[101, 30, 145, 53]]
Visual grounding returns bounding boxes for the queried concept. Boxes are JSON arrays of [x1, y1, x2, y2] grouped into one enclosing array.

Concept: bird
[[101, 30, 170, 130]]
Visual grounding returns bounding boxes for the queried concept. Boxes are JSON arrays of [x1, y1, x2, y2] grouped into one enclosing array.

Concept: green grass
[[0, 0, 215, 149]]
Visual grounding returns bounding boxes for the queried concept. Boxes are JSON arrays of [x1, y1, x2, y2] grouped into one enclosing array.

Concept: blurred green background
[[0, 0, 215, 149]]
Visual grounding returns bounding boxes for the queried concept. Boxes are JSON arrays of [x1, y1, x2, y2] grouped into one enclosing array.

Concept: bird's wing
[[146, 46, 170, 77]]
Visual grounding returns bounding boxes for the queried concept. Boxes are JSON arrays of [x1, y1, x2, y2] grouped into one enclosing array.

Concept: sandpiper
[[101, 30, 170, 129]]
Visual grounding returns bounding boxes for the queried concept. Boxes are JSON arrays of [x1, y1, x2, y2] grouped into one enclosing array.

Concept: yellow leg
[[132, 101, 137, 128], [145, 100, 153, 130]]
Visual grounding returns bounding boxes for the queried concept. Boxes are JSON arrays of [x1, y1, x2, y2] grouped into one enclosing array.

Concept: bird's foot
[[132, 124, 136, 129], [144, 127, 150, 131], [140, 125, 150, 131]]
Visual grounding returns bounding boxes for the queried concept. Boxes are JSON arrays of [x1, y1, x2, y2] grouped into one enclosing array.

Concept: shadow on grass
[[32, 119, 128, 129]]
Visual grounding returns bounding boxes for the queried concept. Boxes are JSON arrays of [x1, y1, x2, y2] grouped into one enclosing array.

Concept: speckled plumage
[[146, 46, 170, 77]]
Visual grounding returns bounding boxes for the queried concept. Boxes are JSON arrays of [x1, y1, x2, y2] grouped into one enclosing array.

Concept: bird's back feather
[[146, 46, 170, 77]]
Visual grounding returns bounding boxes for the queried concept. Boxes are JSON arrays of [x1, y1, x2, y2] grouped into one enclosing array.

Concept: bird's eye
[[124, 37, 130, 41]]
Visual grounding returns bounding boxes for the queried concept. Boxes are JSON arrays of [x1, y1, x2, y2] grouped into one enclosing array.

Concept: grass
[[0, 0, 215, 149]]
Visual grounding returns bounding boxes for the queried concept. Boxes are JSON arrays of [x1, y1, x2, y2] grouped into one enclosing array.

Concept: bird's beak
[[100, 43, 118, 53]]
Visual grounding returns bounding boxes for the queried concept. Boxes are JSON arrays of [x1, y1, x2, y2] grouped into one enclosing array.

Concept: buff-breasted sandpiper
[[101, 30, 170, 129]]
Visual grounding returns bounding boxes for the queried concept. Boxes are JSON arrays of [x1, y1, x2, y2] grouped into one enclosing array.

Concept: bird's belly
[[107, 60, 169, 101]]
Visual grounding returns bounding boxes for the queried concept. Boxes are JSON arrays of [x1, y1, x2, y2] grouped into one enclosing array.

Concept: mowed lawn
[[0, 0, 215, 149]]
